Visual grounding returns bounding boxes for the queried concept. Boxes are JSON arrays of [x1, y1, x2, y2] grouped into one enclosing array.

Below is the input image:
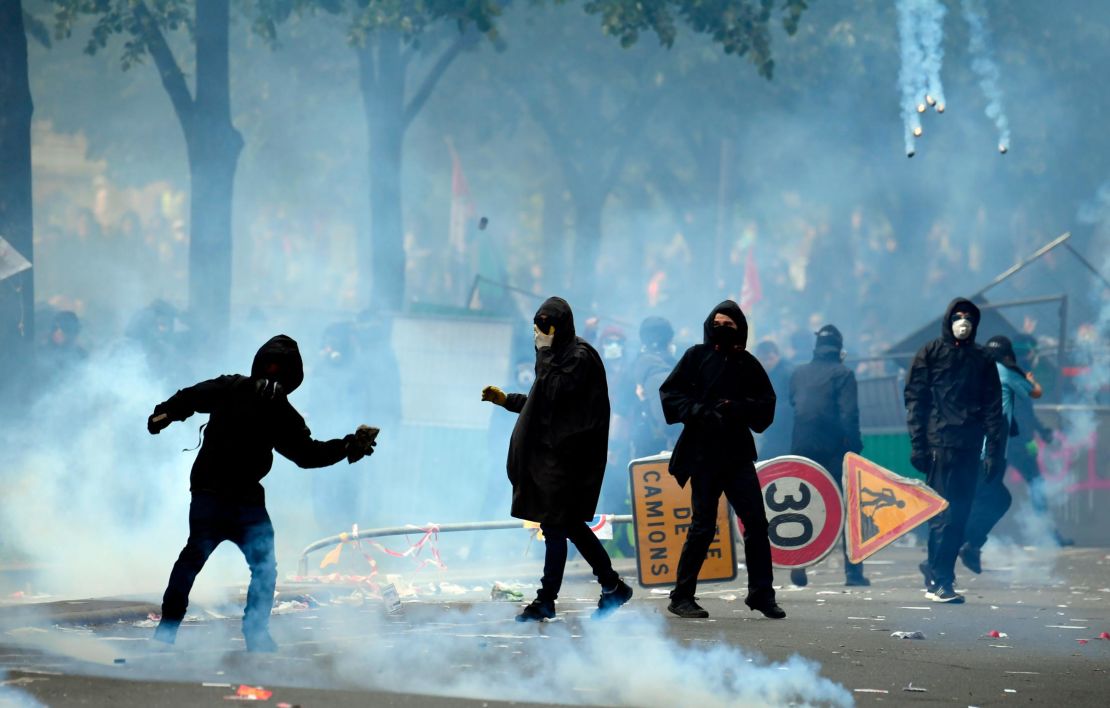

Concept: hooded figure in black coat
[[787, 324, 866, 587], [658, 301, 784, 620], [482, 297, 632, 621], [904, 298, 1005, 603], [147, 335, 377, 651]]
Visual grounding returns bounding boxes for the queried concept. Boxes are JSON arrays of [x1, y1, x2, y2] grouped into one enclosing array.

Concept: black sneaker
[[667, 597, 709, 619], [593, 579, 633, 619], [744, 596, 786, 619], [959, 544, 982, 574], [929, 585, 965, 604], [844, 574, 871, 587], [245, 631, 278, 653], [516, 598, 556, 622], [789, 568, 808, 587], [918, 560, 937, 594]]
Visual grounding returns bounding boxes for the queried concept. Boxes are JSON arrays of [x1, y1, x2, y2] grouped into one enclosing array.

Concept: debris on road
[[490, 583, 524, 602], [891, 631, 926, 639], [227, 684, 273, 701], [854, 688, 889, 694], [982, 630, 1008, 639], [903, 683, 927, 692]]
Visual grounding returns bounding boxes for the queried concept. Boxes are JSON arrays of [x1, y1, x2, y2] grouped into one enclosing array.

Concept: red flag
[[739, 247, 762, 311]]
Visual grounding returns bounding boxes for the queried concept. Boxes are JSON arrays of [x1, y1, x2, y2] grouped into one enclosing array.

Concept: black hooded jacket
[[503, 298, 611, 524], [904, 298, 1006, 460], [659, 301, 776, 487], [789, 349, 862, 462], [153, 335, 350, 503]]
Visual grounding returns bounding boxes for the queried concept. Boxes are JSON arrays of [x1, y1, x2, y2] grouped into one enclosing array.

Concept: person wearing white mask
[[904, 298, 1006, 604], [481, 297, 633, 622]]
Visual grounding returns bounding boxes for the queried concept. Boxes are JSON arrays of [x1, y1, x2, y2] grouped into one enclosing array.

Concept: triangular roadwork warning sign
[[843, 452, 948, 563]]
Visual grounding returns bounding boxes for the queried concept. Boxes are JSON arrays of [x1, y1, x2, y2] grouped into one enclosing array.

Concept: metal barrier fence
[[298, 516, 635, 576]]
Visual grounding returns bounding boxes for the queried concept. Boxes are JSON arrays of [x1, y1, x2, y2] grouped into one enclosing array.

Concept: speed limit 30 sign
[[738, 456, 845, 568]]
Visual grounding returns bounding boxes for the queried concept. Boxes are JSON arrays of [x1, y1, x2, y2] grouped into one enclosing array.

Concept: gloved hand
[[254, 378, 285, 400], [147, 412, 171, 435], [691, 402, 725, 428], [983, 456, 1005, 485], [910, 449, 930, 473], [533, 324, 555, 350], [714, 399, 744, 421], [481, 385, 508, 406], [345, 424, 379, 464]]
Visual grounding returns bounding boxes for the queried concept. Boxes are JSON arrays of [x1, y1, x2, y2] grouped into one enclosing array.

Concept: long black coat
[[904, 298, 1006, 460], [789, 352, 863, 461], [505, 298, 610, 525], [659, 301, 776, 487], [153, 335, 350, 503]]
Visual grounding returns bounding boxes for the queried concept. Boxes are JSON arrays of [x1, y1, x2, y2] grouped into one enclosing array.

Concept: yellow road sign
[[843, 452, 948, 563], [629, 454, 736, 588]]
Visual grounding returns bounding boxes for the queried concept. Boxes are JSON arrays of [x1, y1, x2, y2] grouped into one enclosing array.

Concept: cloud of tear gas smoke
[[961, 0, 1011, 152], [918, 0, 948, 112], [0, 674, 46, 708], [0, 346, 248, 601], [1068, 182, 1110, 438], [897, 0, 927, 155], [324, 608, 853, 707]]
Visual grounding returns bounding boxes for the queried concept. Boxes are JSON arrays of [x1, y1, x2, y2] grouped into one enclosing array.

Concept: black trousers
[[924, 448, 979, 588], [537, 522, 619, 602], [161, 492, 277, 638], [672, 464, 774, 602], [964, 465, 1013, 551]]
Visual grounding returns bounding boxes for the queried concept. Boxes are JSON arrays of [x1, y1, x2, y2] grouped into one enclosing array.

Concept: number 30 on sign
[[738, 456, 845, 569]]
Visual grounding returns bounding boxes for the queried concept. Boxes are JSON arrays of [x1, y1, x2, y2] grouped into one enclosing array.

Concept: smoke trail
[[961, 0, 1011, 151], [918, 0, 948, 111], [896, 0, 926, 155]]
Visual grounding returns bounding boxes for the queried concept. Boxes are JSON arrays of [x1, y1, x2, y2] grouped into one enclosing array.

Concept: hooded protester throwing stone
[[481, 297, 633, 622], [147, 335, 378, 651], [904, 298, 1005, 604], [659, 301, 784, 620], [787, 324, 865, 588]]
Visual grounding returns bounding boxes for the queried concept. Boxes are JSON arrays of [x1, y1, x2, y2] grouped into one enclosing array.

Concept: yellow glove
[[482, 385, 508, 406]]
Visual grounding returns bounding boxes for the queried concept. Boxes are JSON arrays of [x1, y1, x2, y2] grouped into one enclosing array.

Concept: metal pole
[[298, 516, 634, 576], [977, 232, 1071, 297], [1063, 242, 1110, 291]]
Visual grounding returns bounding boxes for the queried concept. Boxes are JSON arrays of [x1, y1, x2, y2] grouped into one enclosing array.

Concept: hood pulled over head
[[251, 334, 305, 393], [702, 300, 748, 349], [533, 297, 576, 350], [942, 297, 981, 344]]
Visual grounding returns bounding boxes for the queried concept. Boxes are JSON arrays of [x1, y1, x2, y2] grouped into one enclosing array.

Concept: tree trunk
[[0, 0, 35, 403], [358, 32, 406, 312], [186, 0, 242, 349]]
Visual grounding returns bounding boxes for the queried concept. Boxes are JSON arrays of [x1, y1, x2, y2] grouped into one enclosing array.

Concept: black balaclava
[[639, 316, 674, 352], [251, 334, 305, 393], [702, 300, 748, 350]]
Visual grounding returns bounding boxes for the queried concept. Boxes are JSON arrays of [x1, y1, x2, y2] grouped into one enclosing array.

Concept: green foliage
[[582, 0, 814, 78], [51, 0, 194, 70]]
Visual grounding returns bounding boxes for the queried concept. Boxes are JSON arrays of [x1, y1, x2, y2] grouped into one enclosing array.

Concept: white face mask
[[602, 341, 623, 360], [952, 318, 973, 341], [534, 324, 554, 350]]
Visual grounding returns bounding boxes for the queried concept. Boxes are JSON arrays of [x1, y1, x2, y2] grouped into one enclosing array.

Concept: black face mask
[[710, 324, 740, 347]]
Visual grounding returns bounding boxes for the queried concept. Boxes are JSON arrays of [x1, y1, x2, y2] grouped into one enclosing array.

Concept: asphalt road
[[2, 545, 1108, 707]]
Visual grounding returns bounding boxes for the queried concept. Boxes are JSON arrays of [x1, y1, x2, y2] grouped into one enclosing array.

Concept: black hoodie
[[904, 298, 1006, 459], [502, 297, 611, 524], [659, 301, 776, 486], [154, 335, 350, 503]]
